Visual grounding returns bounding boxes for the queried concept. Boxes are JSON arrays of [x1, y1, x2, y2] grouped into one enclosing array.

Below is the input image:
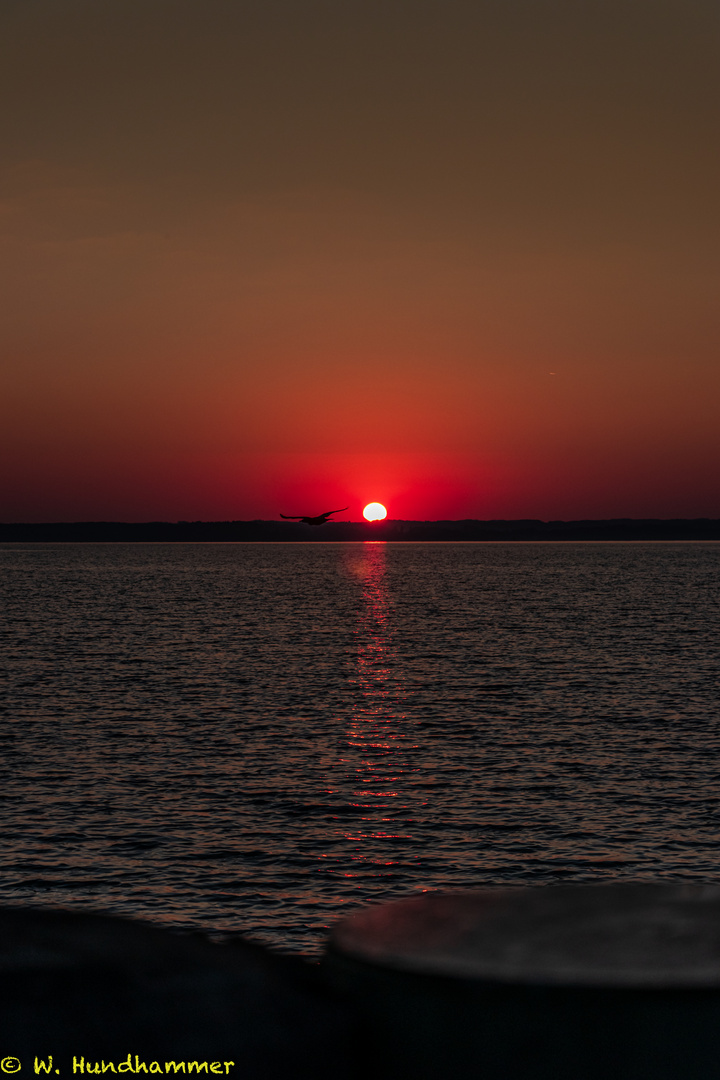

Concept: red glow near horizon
[[1, 4, 719, 523]]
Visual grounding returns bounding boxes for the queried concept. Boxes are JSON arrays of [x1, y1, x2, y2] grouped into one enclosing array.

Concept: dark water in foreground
[[2, 542, 719, 954]]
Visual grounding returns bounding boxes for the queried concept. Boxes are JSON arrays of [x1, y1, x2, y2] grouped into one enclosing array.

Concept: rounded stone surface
[[329, 884, 720, 987]]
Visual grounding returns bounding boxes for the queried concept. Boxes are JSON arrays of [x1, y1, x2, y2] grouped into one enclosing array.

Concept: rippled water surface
[[2, 542, 719, 953]]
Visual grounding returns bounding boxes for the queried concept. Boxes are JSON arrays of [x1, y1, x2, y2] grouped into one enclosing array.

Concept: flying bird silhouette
[[279, 507, 349, 526]]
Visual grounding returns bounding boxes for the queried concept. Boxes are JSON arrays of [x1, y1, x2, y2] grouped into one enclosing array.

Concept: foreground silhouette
[[280, 507, 349, 526], [1, 906, 359, 1078]]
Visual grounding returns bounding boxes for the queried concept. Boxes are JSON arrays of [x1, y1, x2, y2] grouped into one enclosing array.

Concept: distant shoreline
[[2, 519, 719, 542]]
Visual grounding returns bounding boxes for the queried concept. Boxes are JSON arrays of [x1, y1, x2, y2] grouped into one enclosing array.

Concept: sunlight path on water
[[1, 541, 719, 953]]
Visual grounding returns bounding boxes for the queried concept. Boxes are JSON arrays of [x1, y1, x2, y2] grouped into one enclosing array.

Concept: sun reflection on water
[[336, 543, 417, 875]]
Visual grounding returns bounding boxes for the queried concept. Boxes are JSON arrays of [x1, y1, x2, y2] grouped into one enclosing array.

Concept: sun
[[363, 502, 387, 521]]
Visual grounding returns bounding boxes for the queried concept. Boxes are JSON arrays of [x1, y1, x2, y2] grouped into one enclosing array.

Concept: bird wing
[[281, 507, 347, 522]]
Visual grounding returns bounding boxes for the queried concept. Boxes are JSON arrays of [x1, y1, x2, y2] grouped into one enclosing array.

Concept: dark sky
[[2, 0, 719, 520]]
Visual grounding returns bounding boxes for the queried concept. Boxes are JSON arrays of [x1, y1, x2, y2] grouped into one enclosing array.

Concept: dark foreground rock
[[11, 885, 720, 1080], [0, 907, 362, 1078], [324, 884, 720, 1080]]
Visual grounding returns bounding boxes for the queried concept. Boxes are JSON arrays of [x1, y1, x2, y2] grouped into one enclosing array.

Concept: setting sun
[[363, 502, 387, 521]]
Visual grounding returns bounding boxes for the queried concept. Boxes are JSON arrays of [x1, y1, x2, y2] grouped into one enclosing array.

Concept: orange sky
[[1, 0, 719, 521]]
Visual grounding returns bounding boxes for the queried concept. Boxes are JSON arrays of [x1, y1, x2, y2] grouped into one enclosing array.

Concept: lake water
[[2, 541, 719, 954]]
